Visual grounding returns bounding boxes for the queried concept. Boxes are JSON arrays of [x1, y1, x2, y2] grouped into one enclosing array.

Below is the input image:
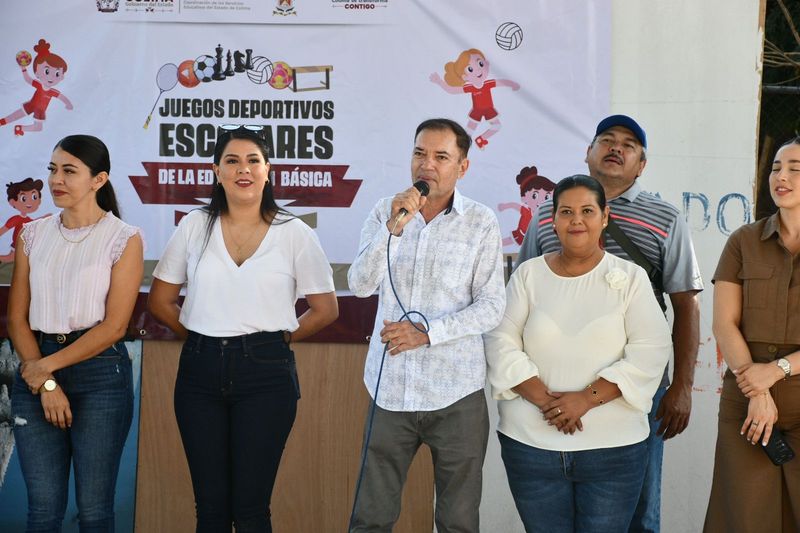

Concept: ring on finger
[[556, 408, 562, 415]]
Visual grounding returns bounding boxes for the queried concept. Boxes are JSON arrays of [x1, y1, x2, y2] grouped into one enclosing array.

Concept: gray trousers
[[350, 389, 490, 533]]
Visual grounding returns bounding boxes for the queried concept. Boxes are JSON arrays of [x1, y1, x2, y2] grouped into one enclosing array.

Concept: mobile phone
[[762, 427, 795, 466]]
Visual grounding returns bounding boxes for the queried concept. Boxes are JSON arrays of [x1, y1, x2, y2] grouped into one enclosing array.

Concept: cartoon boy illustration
[[498, 166, 555, 247], [0, 39, 73, 136], [430, 48, 519, 149], [0, 178, 47, 262]]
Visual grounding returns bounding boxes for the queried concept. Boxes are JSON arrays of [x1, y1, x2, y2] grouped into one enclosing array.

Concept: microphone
[[395, 180, 430, 222]]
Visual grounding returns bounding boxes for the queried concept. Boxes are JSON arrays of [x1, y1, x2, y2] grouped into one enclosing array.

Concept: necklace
[[557, 249, 602, 277], [222, 217, 265, 255], [57, 211, 106, 244]]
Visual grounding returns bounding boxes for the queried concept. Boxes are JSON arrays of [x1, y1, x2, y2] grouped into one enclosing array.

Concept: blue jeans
[[629, 385, 666, 533], [174, 331, 299, 533], [499, 432, 647, 533], [11, 341, 133, 533]]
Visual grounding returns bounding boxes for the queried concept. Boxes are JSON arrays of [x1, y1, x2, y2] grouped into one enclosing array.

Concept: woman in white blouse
[[148, 126, 338, 533], [485, 175, 671, 533], [9, 134, 144, 531]]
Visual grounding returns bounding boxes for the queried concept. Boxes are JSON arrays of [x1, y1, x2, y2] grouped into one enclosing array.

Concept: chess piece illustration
[[224, 50, 235, 77], [234, 50, 246, 73], [212, 44, 225, 81]]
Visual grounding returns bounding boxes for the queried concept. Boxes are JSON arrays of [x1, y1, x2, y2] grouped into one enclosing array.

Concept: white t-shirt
[[485, 253, 671, 452], [152, 209, 334, 336]]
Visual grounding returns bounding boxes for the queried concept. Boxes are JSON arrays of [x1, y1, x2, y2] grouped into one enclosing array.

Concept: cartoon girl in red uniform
[[0, 39, 73, 136], [430, 48, 519, 149], [0, 177, 49, 262], [498, 166, 555, 247]]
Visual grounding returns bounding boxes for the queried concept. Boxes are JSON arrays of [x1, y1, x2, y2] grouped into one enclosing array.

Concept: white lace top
[[21, 211, 141, 334]]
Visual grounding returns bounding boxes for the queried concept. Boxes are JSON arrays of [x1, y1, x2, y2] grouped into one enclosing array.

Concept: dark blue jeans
[[629, 385, 667, 533], [499, 432, 647, 533], [11, 341, 133, 533], [174, 331, 299, 533]]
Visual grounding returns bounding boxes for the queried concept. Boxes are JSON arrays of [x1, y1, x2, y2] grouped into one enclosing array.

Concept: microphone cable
[[348, 216, 430, 531]]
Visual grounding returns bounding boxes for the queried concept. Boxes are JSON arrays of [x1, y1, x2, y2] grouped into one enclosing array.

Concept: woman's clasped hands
[[540, 390, 590, 435]]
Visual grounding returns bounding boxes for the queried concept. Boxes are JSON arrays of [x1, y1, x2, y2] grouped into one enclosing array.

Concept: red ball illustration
[[269, 61, 293, 90], [16, 50, 32, 67], [178, 59, 200, 88]]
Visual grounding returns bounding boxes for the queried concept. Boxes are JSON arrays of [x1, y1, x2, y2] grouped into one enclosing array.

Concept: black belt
[[35, 329, 90, 346]]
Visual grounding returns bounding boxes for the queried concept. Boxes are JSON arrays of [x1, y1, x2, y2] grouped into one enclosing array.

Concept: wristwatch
[[40, 378, 57, 393], [776, 358, 791, 379]]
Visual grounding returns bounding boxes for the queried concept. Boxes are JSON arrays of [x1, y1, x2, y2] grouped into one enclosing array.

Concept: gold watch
[[40, 378, 57, 393]]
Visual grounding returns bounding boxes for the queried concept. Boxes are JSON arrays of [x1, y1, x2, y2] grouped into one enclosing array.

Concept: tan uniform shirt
[[713, 213, 800, 353]]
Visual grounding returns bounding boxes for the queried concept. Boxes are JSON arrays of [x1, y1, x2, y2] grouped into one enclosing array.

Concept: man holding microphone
[[348, 118, 505, 532]]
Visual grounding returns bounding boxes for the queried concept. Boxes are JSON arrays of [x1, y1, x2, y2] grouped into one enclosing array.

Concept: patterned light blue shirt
[[348, 189, 506, 411]]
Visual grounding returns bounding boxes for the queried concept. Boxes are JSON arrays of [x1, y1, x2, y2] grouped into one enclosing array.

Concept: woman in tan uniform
[[705, 137, 800, 532]]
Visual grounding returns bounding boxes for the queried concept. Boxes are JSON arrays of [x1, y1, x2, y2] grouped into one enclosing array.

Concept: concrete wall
[[479, 1, 764, 531]]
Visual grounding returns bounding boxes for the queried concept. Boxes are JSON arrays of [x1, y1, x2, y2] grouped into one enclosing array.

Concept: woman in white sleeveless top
[[9, 134, 144, 532], [148, 126, 338, 533]]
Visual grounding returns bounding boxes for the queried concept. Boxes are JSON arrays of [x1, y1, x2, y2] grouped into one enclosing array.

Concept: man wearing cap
[[516, 115, 702, 532]]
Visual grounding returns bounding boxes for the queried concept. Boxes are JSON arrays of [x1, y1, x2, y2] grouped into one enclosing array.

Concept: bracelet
[[586, 382, 604, 404]]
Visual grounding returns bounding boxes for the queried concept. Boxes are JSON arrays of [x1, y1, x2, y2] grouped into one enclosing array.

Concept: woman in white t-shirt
[[148, 126, 338, 532], [485, 175, 670, 532], [9, 134, 144, 531]]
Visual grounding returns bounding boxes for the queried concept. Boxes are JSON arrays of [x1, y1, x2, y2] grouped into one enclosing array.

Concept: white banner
[[0, 0, 610, 265]]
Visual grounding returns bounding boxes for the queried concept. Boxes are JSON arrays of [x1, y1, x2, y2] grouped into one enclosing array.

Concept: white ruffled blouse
[[21, 211, 141, 334]]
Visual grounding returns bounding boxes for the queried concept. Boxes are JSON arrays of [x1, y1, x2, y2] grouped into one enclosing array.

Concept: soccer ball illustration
[[496, 22, 523, 51], [16, 50, 32, 67], [194, 55, 216, 83], [178, 59, 200, 88], [246, 56, 274, 85], [269, 61, 293, 90]]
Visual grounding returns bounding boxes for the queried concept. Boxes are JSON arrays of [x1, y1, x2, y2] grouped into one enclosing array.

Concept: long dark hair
[[203, 128, 292, 246], [53, 135, 120, 218]]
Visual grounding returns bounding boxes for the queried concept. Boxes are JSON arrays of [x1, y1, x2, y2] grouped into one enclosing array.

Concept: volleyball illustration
[[246, 56, 273, 85], [16, 50, 32, 67], [495, 22, 523, 51], [269, 61, 293, 90], [178, 59, 200, 88]]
